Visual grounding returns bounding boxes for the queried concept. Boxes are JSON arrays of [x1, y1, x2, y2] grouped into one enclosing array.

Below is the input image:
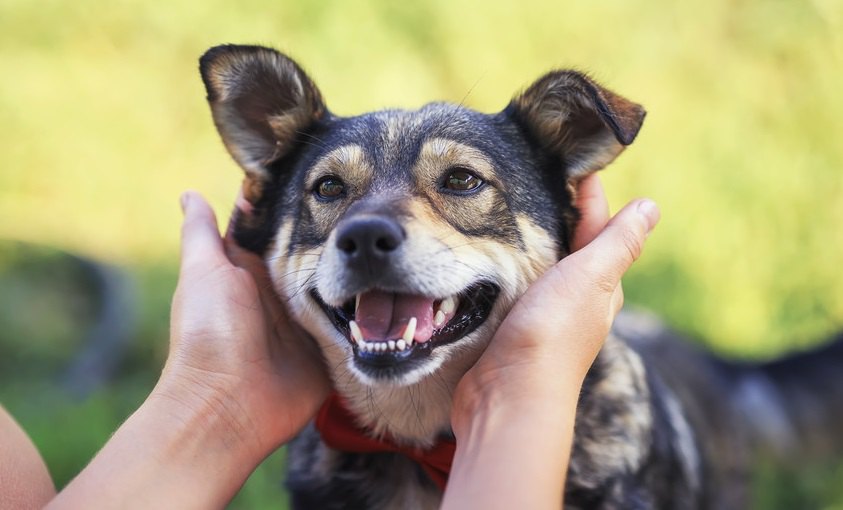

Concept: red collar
[[314, 392, 456, 491]]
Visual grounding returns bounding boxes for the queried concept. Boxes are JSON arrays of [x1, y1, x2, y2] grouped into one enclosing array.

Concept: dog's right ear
[[199, 45, 327, 203]]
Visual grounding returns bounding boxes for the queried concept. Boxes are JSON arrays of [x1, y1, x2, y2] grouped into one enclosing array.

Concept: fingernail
[[636, 199, 660, 234], [180, 192, 190, 213]]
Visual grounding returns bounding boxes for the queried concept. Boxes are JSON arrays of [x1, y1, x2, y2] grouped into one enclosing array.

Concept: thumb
[[567, 199, 660, 293], [179, 191, 226, 273]]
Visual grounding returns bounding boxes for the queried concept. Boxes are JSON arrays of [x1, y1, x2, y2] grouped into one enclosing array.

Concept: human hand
[[45, 191, 330, 510], [451, 174, 660, 433], [155, 190, 330, 460], [443, 175, 658, 509]]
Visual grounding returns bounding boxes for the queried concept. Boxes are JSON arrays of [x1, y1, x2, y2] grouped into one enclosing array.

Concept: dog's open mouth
[[311, 282, 499, 367]]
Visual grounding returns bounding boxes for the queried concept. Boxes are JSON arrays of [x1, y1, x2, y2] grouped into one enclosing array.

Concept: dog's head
[[200, 44, 643, 405]]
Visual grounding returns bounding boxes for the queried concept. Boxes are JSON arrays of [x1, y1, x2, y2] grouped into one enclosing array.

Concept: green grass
[[1, 0, 842, 507]]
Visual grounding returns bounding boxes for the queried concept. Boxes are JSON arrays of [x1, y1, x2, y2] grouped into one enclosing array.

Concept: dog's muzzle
[[311, 214, 500, 379]]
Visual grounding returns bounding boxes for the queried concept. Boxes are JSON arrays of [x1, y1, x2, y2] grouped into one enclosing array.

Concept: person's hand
[[443, 175, 659, 509], [452, 174, 658, 428], [154, 190, 330, 459], [46, 191, 330, 510]]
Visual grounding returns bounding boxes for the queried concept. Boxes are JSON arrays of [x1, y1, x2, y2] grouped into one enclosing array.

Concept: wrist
[[48, 382, 266, 510], [150, 367, 269, 464], [452, 364, 582, 440], [444, 389, 578, 510]]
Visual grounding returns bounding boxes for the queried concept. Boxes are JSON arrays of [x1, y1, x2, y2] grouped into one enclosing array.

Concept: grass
[[1, 0, 842, 507]]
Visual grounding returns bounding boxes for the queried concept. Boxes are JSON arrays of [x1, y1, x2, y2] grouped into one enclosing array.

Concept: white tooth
[[440, 296, 457, 315], [402, 317, 417, 343], [378, 342, 387, 352], [433, 310, 446, 328], [355, 294, 361, 313], [397, 339, 406, 350], [388, 340, 396, 351], [349, 320, 363, 344]]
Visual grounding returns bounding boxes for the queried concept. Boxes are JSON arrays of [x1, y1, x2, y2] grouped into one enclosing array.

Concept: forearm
[[47, 385, 266, 510], [0, 405, 56, 509], [442, 385, 581, 510]]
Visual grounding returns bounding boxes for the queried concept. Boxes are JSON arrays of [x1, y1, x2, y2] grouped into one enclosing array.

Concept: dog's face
[[200, 45, 644, 396]]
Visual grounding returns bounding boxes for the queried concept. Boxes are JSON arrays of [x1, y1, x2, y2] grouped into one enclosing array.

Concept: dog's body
[[199, 45, 843, 509]]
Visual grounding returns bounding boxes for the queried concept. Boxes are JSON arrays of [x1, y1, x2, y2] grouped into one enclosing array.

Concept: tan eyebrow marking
[[304, 144, 372, 189], [413, 138, 499, 188]]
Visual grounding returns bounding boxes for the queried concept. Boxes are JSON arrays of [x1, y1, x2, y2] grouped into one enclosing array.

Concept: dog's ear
[[508, 70, 645, 181], [199, 45, 327, 203]]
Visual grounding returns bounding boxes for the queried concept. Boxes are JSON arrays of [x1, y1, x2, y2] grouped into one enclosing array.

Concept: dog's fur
[[199, 45, 843, 509]]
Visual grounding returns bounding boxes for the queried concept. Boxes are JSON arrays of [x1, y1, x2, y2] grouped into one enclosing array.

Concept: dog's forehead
[[317, 103, 504, 177]]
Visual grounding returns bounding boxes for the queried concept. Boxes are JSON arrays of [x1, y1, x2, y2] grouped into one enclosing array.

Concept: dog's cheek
[[266, 220, 297, 298], [515, 215, 559, 282], [313, 230, 352, 307], [297, 299, 351, 363], [266, 218, 329, 331]]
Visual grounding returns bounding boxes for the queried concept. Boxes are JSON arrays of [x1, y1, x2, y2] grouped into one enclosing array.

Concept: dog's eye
[[315, 176, 346, 200], [444, 169, 483, 193]]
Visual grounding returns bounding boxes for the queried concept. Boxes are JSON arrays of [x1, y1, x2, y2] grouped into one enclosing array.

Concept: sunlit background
[[1, 0, 842, 507]]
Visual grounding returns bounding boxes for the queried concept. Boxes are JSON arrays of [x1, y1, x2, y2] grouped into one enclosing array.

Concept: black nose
[[335, 216, 405, 267]]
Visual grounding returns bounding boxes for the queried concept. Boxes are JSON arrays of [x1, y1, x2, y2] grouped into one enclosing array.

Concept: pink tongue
[[355, 290, 435, 343]]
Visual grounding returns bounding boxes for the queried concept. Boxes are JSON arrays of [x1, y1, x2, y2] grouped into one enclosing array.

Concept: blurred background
[[1, 0, 842, 507]]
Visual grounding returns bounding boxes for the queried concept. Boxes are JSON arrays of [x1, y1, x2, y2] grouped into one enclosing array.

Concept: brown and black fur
[[198, 44, 843, 509]]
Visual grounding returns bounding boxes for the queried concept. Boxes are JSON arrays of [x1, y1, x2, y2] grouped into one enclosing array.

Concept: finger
[[570, 198, 660, 291], [223, 234, 293, 326], [223, 185, 283, 310], [225, 185, 255, 239], [225, 237, 272, 291], [180, 191, 227, 272], [572, 174, 611, 251], [610, 283, 625, 318]]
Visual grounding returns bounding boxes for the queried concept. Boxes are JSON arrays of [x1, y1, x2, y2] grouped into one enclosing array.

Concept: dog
[[198, 44, 843, 509]]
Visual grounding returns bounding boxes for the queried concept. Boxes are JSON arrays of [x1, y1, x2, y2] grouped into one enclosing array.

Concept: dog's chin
[[310, 281, 500, 384]]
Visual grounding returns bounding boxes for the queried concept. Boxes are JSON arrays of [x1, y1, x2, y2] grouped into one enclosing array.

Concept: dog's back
[[612, 312, 843, 509]]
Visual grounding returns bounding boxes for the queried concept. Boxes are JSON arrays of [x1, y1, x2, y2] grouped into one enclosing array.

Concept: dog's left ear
[[508, 70, 645, 181], [199, 45, 327, 203]]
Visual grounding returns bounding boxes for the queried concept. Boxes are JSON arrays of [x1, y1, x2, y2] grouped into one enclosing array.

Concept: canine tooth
[[440, 296, 457, 315], [355, 294, 361, 312], [433, 310, 446, 328], [388, 340, 396, 350], [402, 317, 417, 343], [349, 320, 363, 344], [397, 339, 406, 350]]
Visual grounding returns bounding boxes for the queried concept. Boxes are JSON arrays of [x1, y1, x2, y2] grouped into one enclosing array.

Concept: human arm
[[443, 175, 660, 509], [43, 192, 329, 509], [0, 405, 56, 509]]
